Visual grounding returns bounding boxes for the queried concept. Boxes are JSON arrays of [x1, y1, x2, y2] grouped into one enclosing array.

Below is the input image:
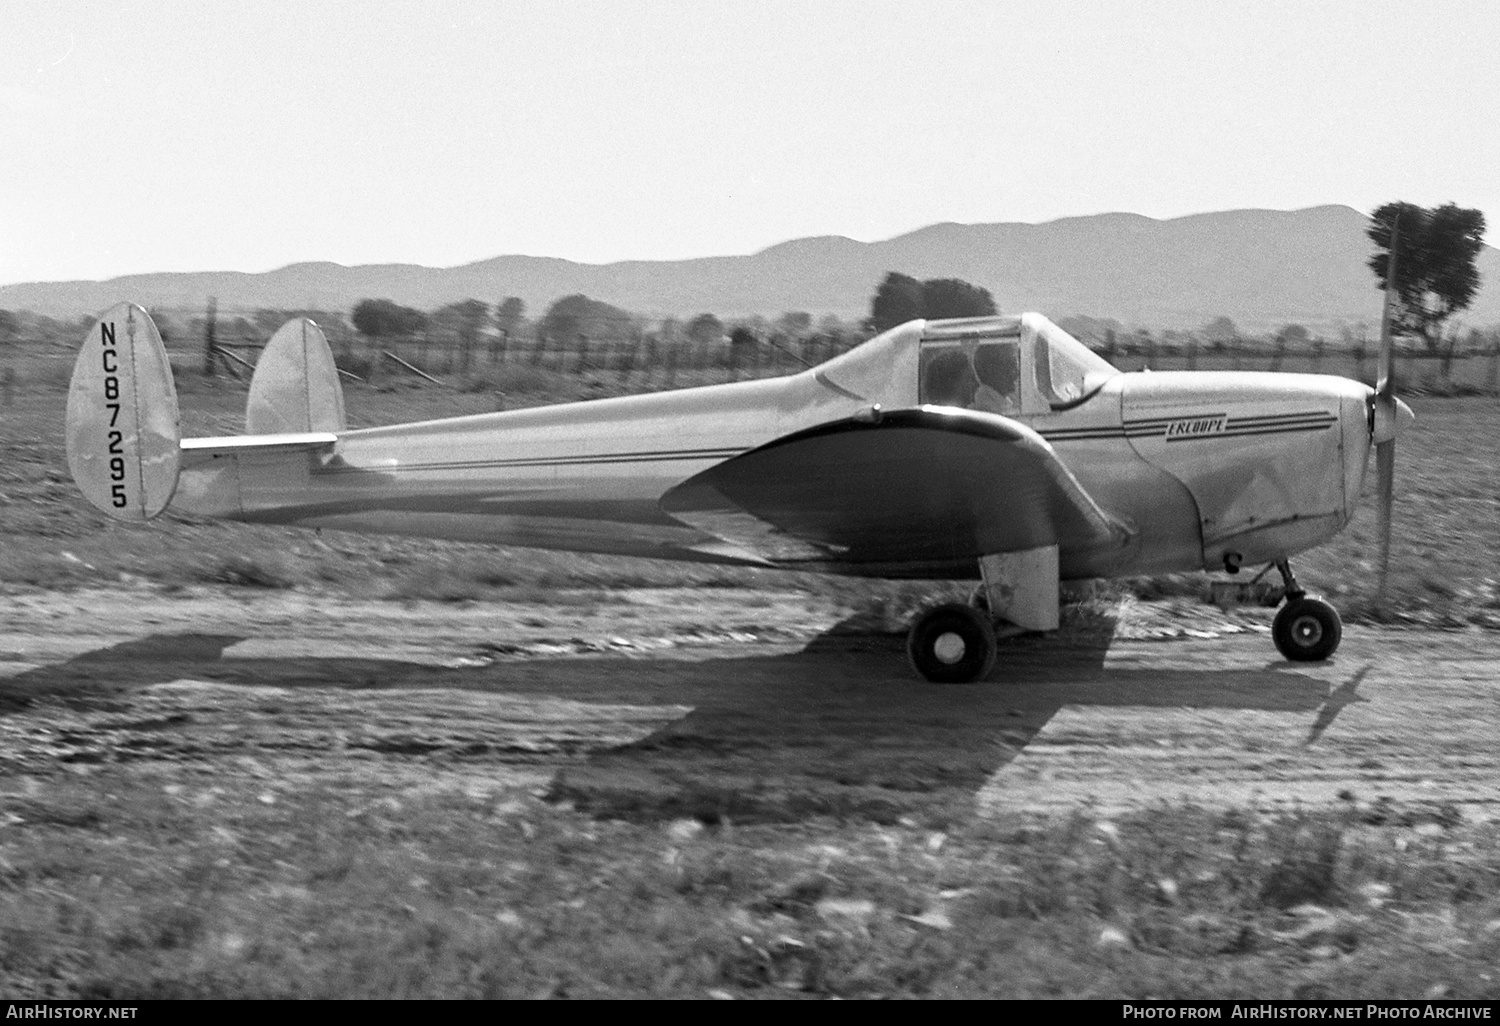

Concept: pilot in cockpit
[[920, 342, 1022, 416]]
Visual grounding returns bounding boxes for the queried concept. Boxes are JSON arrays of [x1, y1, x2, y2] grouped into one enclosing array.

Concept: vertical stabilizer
[[246, 318, 347, 434], [65, 303, 182, 520]]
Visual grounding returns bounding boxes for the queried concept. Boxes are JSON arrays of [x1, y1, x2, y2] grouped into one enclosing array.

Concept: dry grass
[[2, 770, 1497, 999]]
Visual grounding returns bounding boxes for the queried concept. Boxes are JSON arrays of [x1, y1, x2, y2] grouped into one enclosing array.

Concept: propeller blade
[[1375, 214, 1400, 409], [1372, 211, 1401, 609], [1374, 438, 1395, 608]]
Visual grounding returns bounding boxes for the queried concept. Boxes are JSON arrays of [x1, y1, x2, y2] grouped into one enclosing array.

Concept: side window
[[919, 341, 1021, 415], [1033, 326, 1100, 407]]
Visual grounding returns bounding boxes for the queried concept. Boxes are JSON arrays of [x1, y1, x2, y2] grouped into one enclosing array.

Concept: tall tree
[[496, 297, 526, 337], [869, 272, 925, 332], [1368, 202, 1486, 352]]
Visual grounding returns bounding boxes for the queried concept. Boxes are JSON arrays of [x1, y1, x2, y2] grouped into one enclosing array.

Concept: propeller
[[1371, 214, 1407, 609]]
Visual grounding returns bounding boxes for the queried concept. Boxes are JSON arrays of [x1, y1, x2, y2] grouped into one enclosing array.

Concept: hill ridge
[[4, 205, 1496, 332]]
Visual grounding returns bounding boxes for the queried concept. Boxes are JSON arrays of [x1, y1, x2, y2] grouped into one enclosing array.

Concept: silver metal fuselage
[[172, 318, 1377, 581]]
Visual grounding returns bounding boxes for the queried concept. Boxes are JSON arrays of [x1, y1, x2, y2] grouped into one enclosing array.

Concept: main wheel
[[1272, 597, 1343, 661], [906, 603, 997, 683]]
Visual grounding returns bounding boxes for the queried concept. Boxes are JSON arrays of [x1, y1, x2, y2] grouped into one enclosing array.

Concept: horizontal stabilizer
[[180, 432, 338, 458], [661, 407, 1127, 568]]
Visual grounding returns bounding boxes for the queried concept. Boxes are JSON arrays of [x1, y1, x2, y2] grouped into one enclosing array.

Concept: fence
[[189, 327, 865, 394], [171, 323, 1500, 398], [1103, 350, 1500, 393]]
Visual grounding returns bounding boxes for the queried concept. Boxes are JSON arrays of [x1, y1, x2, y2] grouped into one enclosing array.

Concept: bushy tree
[[868, 273, 998, 332], [869, 272, 925, 332], [1275, 324, 1310, 348], [776, 311, 813, 337], [1368, 202, 1486, 351], [920, 278, 997, 320], [351, 298, 428, 338], [686, 313, 724, 346], [538, 294, 633, 343], [0, 309, 18, 345], [1201, 316, 1239, 345], [433, 299, 491, 373]]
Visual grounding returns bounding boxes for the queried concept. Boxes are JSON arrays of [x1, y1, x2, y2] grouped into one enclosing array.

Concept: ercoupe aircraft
[[65, 298, 1413, 683]]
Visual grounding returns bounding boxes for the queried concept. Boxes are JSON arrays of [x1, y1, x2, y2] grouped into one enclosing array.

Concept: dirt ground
[[4, 585, 1495, 827]]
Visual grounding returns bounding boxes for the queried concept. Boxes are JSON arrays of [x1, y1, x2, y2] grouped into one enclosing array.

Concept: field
[[1, 359, 1498, 999]]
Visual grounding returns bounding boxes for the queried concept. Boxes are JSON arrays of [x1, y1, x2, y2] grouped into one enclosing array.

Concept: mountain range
[[5, 205, 1497, 332]]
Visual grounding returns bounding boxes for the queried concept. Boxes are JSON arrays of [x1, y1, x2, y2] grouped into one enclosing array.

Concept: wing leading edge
[[661, 407, 1129, 571]]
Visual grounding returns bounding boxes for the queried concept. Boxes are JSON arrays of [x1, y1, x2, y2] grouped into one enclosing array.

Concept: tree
[[433, 299, 490, 374], [1201, 316, 1239, 348], [868, 273, 998, 332], [869, 272, 925, 333], [538, 294, 633, 344], [1275, 324, 1310, 348], [351, 298, 427, 339], [1368, 202, 1486, 352], [496, 297, 525, 337], [686, 313, 724, 346], [0, 309, 18, 346], [727, 326, 758, 378], [775, 311, 813, 337], [919, 278, 997, 320]]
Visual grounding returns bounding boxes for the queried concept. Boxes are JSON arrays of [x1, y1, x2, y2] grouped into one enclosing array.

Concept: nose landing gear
[[1270, 559, 1343, 661]]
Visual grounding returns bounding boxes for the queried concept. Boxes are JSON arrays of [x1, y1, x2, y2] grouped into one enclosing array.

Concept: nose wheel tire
[[907, 603, 997, 683], [1272, 597, 1342, 662]]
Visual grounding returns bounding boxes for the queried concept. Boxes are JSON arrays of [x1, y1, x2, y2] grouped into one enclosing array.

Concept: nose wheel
[[1270, 560, 1343, 662], [906, 603, 997, 683]]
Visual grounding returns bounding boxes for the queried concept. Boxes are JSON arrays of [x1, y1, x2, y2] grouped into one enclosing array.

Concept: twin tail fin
[[65, 303, 345, 521]]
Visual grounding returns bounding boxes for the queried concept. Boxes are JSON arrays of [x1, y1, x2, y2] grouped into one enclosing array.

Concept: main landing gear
[[906, 548, 1058, 684], [906, 603, 998, 684], [1270, 559, 1343, 662], [906, 556, 1346, 682]]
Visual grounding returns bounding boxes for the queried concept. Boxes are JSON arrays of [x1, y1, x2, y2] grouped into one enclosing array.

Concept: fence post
[[202, 296, 218, 377]]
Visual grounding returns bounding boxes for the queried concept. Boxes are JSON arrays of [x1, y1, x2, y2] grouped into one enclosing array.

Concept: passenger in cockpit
[[971, 342, 1022, 415]]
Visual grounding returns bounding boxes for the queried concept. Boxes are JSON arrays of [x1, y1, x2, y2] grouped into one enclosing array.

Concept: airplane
[[64, 294, 1413, 684]]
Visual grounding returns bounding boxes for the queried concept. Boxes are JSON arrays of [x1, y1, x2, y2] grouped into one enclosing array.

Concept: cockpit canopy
[[918, 314, 1118, 414]]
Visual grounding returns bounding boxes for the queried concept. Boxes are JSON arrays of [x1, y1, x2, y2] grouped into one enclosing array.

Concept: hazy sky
[[3, 0, 1496, 284]]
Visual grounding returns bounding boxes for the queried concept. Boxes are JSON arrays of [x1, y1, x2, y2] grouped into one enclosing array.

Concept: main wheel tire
[[906, 603, 997, 683], [1272, 597, 1343, 661]]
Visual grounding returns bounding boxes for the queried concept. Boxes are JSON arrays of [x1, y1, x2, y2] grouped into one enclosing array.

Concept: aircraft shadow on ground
[[0, 619, 1356, 825]]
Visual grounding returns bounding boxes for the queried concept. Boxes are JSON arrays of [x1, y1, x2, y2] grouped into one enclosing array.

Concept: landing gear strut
[[1271, 559, 1343, 662]]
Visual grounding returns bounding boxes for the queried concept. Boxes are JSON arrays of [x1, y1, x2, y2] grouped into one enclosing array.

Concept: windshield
[[1034, 321, 1118, 408]]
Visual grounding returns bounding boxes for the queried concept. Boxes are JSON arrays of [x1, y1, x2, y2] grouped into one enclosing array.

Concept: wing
[[661, 407, 1128, 569]]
